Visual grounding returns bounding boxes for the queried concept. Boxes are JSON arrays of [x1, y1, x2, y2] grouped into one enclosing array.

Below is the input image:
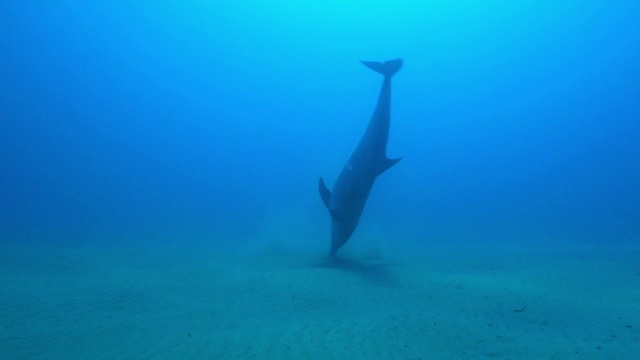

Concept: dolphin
[[319, 59, 403, 257]]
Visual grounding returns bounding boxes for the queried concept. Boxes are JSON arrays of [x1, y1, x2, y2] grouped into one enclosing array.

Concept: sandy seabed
[[1, 239, 639, 359]]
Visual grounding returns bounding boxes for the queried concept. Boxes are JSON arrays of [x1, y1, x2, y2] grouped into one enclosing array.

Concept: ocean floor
[[1, 239, 639, 359]]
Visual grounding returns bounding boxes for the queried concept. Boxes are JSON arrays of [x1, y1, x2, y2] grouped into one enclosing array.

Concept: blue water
[[2, 1, 639, 248]]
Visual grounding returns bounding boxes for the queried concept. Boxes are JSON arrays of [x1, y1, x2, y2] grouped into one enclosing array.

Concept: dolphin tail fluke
[[361, 58, 403, 78]]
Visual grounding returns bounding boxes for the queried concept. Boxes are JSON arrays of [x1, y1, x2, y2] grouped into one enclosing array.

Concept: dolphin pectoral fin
[[378, 157, 403, 175], [318, 177, 332, 209], [319, 178, 342, 222]]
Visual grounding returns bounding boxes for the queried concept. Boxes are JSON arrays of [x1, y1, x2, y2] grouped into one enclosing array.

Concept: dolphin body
[[319, 59, 403, 257]]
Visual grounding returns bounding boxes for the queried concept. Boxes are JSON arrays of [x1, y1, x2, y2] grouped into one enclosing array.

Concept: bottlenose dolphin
[[319, 59, 403, 257]]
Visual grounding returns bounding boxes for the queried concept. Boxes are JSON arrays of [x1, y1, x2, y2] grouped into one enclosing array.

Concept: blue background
[[2, 1, 639, 250]]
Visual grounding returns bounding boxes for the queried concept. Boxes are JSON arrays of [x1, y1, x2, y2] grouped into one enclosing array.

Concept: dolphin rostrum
[[319, 59, 403, 257]]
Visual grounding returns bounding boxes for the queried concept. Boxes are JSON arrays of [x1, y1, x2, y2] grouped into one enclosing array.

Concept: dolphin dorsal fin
[[318, 177, 332, 209], [378, 157, 403, 176]]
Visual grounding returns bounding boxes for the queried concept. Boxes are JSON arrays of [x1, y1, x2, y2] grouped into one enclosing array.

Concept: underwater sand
[[1, 240, 639, 359]]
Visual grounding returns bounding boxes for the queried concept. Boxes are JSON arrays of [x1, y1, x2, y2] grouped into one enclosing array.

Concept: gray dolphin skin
[[319, 58, 403, 257]]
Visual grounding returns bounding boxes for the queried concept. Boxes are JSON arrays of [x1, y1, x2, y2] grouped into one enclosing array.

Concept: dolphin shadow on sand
[[313, 256, 399, 286]]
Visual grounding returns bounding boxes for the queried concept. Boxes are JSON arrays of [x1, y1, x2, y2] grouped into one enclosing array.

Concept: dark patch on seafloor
[[313, 256, 399, 286]]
